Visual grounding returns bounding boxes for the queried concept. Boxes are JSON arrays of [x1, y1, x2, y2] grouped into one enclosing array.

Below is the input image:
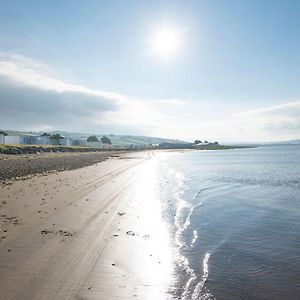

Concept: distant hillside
[[49, 131, 190, 147], [258, 139, 300, 146], [106, 134, 190, 147], [3, 130, 190, 148], [274, 139, 300, 145], [225, 139, 300, 146]]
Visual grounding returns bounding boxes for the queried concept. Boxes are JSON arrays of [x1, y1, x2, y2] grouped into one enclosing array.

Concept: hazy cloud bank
[[234, 102, 300, 141], [0, 54, 125, 131], [0, 53, 299, 142]]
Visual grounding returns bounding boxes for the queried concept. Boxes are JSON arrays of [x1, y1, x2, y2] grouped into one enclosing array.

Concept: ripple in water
[[169, 167, 214, 300], [163, 145, 300, 300]]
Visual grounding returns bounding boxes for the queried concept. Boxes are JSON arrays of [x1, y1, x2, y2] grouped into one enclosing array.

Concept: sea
[[160, 145, 300, 300]]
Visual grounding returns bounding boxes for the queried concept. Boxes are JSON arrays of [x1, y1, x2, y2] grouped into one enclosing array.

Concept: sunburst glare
[[150, 26, 181, 59]]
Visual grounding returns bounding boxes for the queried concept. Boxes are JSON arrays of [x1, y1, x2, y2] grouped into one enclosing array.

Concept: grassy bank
[[0, 144, 114, 155], [0, 143, 253, 155]]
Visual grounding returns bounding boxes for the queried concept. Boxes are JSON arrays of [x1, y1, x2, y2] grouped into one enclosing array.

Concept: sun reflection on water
[[165, 162, 213, 299], [127, 155, 174, 299]]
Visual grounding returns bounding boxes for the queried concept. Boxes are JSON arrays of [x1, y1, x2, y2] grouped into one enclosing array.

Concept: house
[[150, 143, 159, 148], [35, 133, 72, 146], [49, 134, 71, 146], [100, 136, 112, 149], [101, 143, 112, 149], [4, 134, 39, 145], [22, 134, 38, 145], [86, 141, 112, 149], [4, 135, 24, 145], [35, 133, 51, 145], [72, 139, 87, 146], [0, 131, 6, 144], [1, 132, 73, 146], [78, 139, 87, 146], [195, 140, 210, 146], [59, 137, 71, 146], [86, 141, 103, 148]]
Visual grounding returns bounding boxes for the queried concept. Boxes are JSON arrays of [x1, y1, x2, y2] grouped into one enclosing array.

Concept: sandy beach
[[0, 151, 175, 300]]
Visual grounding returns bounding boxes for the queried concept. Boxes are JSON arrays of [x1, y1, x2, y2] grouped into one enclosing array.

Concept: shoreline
[[0, 149, 194, 182], [0, 150, 177, 299]]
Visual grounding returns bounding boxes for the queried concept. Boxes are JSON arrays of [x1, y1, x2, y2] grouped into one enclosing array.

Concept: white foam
[[191, 230, 198, 247], [191, 252, 212, 300]]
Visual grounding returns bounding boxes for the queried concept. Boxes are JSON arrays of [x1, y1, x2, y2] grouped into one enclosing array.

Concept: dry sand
[[0, 150, 176, 300]]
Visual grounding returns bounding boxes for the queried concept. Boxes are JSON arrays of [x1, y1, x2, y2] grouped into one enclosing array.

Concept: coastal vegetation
[[0, 130, 252, 155], [100, 135, 112, 144], [87, 135, 99, 142], [0, 144, 115, 155], [0, 142, 251, 155]]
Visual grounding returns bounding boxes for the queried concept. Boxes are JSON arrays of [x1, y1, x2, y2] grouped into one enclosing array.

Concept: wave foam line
[[191, 252, 213, 300]]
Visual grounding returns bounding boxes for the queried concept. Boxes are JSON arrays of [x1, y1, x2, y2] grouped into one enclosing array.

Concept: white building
[[35, 133, 51, 145], [23, 134, 38, 145], [1, 132, 74, 146], [0, 131, 5, 144], [87, 141, 103, 148], [5, 134, 39, 145], [72, 139, 87, 146], [195, 142, 209, 146], [47, 135, 71, 146], [59, 137, 71, 146], [78, 139, 87, 146], [86, 141, 112, 149], [4, 135, 23, 145], [102, 143, 112, 149], [150, 143, 159, 148]]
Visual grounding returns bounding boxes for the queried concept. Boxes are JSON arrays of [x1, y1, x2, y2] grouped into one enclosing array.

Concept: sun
[[150, 27, 181, 59]]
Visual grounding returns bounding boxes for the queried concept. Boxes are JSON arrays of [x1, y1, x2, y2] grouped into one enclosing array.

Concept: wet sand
[[0, 150, 174, 300]]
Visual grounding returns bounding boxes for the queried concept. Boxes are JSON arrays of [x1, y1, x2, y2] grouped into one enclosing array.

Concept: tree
[[87, 135, 99, 142], [194, 140, 202, 144], [101, 136, 112, 144]]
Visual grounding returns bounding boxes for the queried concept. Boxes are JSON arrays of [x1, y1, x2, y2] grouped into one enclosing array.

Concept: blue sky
[[0, 0, 300, 142]]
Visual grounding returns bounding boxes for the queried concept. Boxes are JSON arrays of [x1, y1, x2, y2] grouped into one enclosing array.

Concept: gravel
[[0, 151, 125, 181]]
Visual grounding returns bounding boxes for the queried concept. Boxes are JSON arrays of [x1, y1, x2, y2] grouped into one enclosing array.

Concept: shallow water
[[161, 145, 300, 300]]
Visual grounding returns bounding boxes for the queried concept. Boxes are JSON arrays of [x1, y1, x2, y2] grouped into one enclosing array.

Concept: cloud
[[239, 102, 300, 125], [233, 102, 300, 141], [0, 54, 127, 131], [0, 53, 299, 142], [0, 53, 128, 101], [0, 53, 203, 137]]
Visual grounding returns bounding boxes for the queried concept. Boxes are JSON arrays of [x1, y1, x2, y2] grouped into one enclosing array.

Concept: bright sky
[[0, 0, 300, 142]]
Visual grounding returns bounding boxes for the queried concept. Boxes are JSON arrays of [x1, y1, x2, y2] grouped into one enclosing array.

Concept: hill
[[3, 130, 190, 148]]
